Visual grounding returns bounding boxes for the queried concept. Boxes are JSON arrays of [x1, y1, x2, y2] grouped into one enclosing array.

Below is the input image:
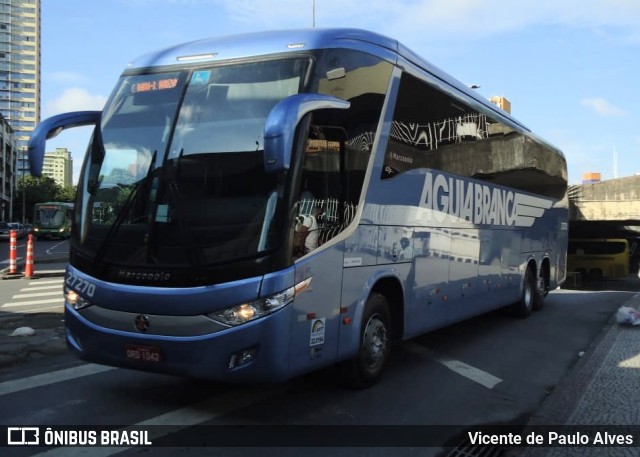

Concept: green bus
[[33, 202, 74, 239]]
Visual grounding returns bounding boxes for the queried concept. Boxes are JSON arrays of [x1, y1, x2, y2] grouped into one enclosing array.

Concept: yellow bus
[[567, 238, 630, 281]]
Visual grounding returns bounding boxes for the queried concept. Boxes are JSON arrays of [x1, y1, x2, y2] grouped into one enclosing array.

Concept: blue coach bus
[[28, 29, 568, 387]]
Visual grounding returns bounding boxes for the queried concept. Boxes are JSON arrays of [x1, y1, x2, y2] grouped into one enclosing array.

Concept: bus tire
[[577, 269, 587, 283], [532, 273, 547, 311], [341, 293, 391, 389], [509, 266, 541, 318], [588, 269, 602, 281]]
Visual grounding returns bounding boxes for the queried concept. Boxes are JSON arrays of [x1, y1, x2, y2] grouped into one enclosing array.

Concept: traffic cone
[[8, 229, 17, 274], [24, 234, 34, 279]]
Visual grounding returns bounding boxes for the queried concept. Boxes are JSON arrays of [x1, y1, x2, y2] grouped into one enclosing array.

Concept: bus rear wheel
[[533, 272, 547, 311], [509, 266, 542, 318], [341, 293, 391, 389]]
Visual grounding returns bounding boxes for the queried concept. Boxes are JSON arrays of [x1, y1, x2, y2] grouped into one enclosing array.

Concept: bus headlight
[[208, 286, 295, 326], [64, 287, 93, 310]]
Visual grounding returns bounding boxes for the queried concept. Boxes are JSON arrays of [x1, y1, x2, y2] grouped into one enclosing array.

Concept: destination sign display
[[131, 76, 179, 94]]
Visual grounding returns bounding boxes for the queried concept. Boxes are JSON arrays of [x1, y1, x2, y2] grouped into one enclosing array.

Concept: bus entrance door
[[289, 245, 345, 375]]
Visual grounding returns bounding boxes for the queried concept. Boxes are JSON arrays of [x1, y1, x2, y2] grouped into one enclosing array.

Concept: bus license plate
[[125, 344, 162, 363]]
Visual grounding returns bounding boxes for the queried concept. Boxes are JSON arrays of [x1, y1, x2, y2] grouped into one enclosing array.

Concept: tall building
[[582, 172, 601, 184], [0, 0, 41, 177], [0, 111, 16, 221], [490, 95, 511, 114], [42, 147, 72, 188]]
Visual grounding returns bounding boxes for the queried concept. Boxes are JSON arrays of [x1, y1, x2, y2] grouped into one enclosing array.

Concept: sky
[[42, 0, 640, 185]]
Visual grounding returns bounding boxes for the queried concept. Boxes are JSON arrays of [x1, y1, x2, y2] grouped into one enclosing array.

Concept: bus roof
[[125, 28, 547, 148], [126, 28, 397, 70]]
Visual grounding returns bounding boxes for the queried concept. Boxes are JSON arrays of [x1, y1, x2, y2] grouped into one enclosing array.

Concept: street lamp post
[[19, 151, 27, 224]]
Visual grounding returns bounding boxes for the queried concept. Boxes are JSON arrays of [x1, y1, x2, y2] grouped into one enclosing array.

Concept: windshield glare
[[36, 208, 65, 227], [75, 58, 310, 271], [171, 63, 304, 157]]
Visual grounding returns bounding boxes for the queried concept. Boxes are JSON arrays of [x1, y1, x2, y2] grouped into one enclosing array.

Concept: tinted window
[[568, 240, 628, 255], [383, 72, 567, 199]]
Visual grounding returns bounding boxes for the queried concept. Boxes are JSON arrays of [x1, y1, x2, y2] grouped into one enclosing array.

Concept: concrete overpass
[[568, 175, 640, 273], [569, 174, 640, 237], [569, 174, 640, 225]]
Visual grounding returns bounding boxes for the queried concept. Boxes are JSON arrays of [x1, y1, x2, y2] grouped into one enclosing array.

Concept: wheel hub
[[363, 315, 388, 368]]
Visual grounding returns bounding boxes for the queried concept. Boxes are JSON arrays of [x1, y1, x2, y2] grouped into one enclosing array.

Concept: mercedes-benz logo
[[134, 314, 150, 332]]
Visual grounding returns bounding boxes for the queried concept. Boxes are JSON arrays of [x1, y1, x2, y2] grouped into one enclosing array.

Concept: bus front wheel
[[341, 293, 391, 389]]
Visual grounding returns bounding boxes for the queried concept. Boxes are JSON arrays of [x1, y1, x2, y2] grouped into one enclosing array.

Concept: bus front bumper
[[64, 303, 294, 383]]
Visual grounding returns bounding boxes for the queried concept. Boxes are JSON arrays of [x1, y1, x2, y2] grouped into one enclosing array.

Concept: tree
[[13, 175, 62, 223], [55, 185, 77, 203]]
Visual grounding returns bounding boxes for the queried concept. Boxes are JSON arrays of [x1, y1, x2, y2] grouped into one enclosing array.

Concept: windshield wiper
[[161, 148, 201, 268], [87, 126, 108, 195], [93, 151, 157, 268]]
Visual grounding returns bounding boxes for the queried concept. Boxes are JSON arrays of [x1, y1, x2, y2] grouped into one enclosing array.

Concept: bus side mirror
[[28, 111, 101, 177], [263, 94, 350, 173]]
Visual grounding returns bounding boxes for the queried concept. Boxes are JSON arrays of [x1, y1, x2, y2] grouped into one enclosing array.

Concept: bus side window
[[383, 72, 566, 199], [294, 125, 354, 256]]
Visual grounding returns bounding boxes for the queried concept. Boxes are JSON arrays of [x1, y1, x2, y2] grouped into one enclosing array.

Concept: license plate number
[[125, 344, 162, 363]]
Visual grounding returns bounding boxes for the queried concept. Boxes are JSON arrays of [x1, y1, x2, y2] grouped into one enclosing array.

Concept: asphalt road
[[1, 237, 69, 270], [0, 276, 638, 456]]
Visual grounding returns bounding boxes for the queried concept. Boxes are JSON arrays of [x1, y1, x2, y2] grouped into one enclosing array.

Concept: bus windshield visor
[[75, 58, 311, 270]]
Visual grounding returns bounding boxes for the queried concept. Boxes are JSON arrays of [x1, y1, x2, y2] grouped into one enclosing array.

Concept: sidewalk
[[0, 259, 67, 373], [516, 290, 640, 456]]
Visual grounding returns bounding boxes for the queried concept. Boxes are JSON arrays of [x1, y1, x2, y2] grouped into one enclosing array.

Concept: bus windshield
[[567, 238, 630, 280], [75, 58, 311, 274], [36, 205, 66, 227]]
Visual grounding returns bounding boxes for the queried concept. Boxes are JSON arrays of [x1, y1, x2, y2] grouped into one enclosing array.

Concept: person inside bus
[[294, 205, 322, 256], [398, 236, 413, 260], [299, 185, 316, 216]]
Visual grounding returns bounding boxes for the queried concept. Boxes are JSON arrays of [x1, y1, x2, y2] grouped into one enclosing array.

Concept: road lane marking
[[0, 364, 116, 396], [21, 285, 64, 291], [31, 384, 285, 457], [403, 341, 502, 389], [13, 291, 63, 299], [29, 279, 65, 285], [0, 304, 63, 315], [2, 298, 63, 307], [0, 256, 24, 265], [46, 240, 68, 255]]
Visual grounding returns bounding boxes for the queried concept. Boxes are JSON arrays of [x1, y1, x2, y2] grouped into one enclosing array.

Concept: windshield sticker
[[155, 204, 170, 223], [310, 318, 325, 347], [191, 70, 211, 85]]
